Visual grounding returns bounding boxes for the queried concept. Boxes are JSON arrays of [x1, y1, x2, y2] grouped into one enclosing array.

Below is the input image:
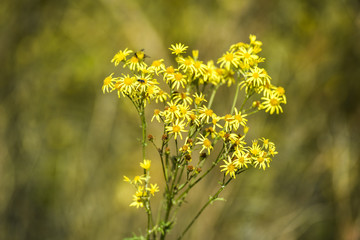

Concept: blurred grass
[[1, 0, 360, 239]]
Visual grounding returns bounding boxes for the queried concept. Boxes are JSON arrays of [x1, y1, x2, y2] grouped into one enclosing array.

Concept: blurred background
[[1, 0, 360, 239]]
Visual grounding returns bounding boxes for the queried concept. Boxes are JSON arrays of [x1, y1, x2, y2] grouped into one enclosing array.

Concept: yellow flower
[[237, 47, 259, 67], [196, 134, 213, 154], [233, 151, 251, 169], [123, 175, 131, 182], [116, 74, 136, 96], [220, 156, 237, 178], [253, 151, 270, 170], [198, 105, 214, 124], [148, 59, 165, 75], [147, 183, 160, 196], [133, 175, 146, 185], [140, 159, 151, 170], [168, 72, 187, 90], [246, 67, 267, 87], [169, 43, 188, 55], [102, 73, 116, 93], [217, 50, 241, 70], [129, 194, 144, 208], [261, 93, 284, 114], [152, 109, 162, 122], [232, 108, 248, 131], [165, 119, 187, 140], [193, 93, 207, 105], [111, 48, 133, 66]]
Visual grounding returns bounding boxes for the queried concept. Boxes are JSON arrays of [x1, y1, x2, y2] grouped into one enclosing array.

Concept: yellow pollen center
[[184, 59, 192, 66], [130, 56, 139, 63], [175, 73, 183, 81], [170, 106, 177, 112], [225, 53, 234, 61], [244, 52, 250, 58], [235, 115, 242, 121], [253, 72, 259, 79], [203, 139, 211, 148], [277, 87, 285, 95], [224, 114, 233, 122], [152, 60, 161, 67], [257, 157, 264, 163], [194, 62, 201, 68], [166, 67, 175, 74], [124, 77, 133, 85], [270, 98, 279, 106], [238, 157, 244, 163], [154, 109, 160, 115], [104, 76, 112, 85], [228, 163, 235, 171], [173, 125, 181, 133], [205, 109, 213, 116]]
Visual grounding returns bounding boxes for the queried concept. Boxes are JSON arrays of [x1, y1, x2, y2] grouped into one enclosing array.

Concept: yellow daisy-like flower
[[125, 55, 147, 71], [168, 72, 187, 90], [253, 151, 270, 170], [232, 108, 248, 131], [196, 134, 213, 154], [152, 109, 162, 122], [193, 93, 207, 105], [133, 175, 146, 185], [148, 59, 165, 75], [173, 92, 193, 106], [102, 73, 116, 93], [111, 48, 133, 66], [178, 56, 195, 73], [169, 43, 189, 55], [140, 159, 151, 170], [198, 105, 214, 124], [261, 93, 284, 114], [116, 74, 136, 96], [223, 114, 235, 132], [237, 47, 259, 67], [163, 101, 181, 122], [129, 194, 144, 208], [217, 50, 241, 70], [147, 183, 160, 196], [246, 67, 267, 87], [165, 119, 187, 140], [220, 156, 237, 179], [155, 89, 170, 103], [233, 151, 251, 169], [211, 114, 223, 131]]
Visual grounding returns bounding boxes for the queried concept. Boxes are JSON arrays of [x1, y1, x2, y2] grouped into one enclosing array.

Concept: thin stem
[[230, 83, 241, 114], [207, 85, 219, 109], [177, 178, 233, 240]]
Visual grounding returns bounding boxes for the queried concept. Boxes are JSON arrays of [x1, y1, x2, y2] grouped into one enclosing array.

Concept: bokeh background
[[1, 0, 360, 239]]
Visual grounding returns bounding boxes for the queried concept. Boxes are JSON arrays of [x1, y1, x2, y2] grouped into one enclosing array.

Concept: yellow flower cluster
[[103, 34, 286, 183], [124, 160, 159, 208]]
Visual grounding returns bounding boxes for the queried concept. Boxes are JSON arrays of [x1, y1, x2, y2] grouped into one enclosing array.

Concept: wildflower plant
[[102, 35, 286, 239]]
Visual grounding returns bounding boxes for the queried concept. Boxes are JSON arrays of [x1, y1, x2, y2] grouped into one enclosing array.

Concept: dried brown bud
[[162, 134, 168, 141], [148, 134, 154, 141], [187, 165, 194, 172]]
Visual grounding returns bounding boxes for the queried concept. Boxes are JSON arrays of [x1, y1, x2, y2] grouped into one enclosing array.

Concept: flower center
[[244, 52, 250, 59], [203, 139, 211, 148], [225, 53, 234, 61], [104, 76, 112, 85], [175, 73, 183, 81], [270, 98, 279, 106], [205, 109, 213, 116], [173, 125, 181, 133], [130, 56, 139, 63], [252, 72, 259, 79], [124, 77, 133, 85]]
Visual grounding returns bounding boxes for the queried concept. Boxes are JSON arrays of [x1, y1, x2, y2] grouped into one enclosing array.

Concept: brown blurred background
[[1, 0, 360, 239]]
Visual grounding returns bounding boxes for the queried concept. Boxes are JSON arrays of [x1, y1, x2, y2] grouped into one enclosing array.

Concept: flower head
[[169, 43, 188, 55]]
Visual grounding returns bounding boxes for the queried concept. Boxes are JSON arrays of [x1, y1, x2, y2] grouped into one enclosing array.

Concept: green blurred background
[[1, 0, 360, 239]]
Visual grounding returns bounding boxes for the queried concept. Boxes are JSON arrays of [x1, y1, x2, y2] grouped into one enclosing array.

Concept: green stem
[[177, 178, 233, 240], [207, 85, 220, 109], [230, 83, 241, 114]]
